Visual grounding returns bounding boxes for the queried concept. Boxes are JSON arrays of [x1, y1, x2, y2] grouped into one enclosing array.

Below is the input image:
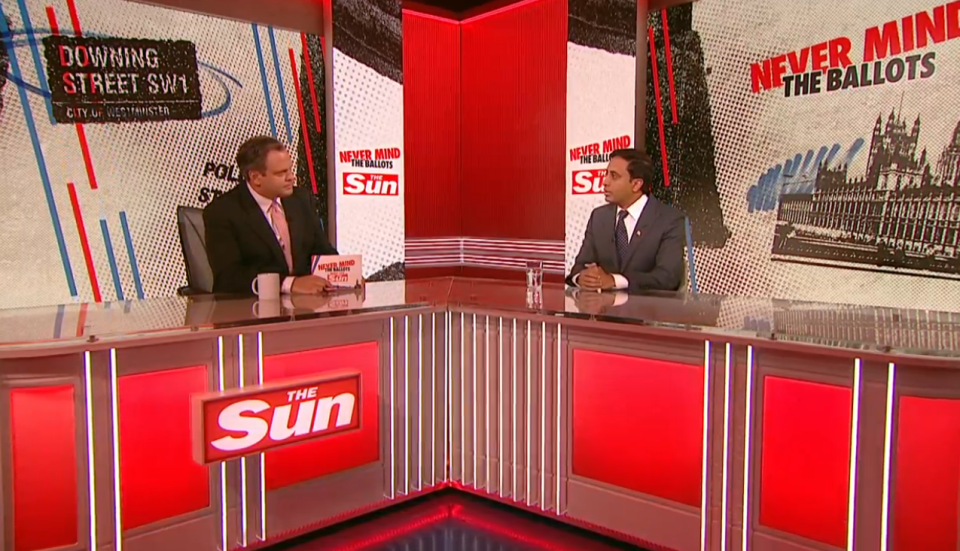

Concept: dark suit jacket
[[203, 185, 337, 295], [566, 197, 686, 292]]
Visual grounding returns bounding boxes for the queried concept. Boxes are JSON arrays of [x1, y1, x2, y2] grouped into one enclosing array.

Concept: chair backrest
[[177, 206, 214, 294]]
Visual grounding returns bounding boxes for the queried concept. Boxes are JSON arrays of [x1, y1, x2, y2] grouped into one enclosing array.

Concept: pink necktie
[[269, 202, 294, 273]]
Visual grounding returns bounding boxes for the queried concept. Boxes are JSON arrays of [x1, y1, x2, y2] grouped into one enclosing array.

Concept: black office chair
[[176, 206, 214, 295]]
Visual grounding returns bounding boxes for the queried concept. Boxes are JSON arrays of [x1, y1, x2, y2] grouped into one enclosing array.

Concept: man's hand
[[291, 275, 333, 294], [577, 263, 616, 291]]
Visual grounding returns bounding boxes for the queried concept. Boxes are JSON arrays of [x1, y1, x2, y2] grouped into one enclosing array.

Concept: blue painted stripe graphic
[[15, 0, 54, 124], [100, 219, 125, 301], [267, 26, 294, 142], [252, 24, 278, 138], [53, 304, 64, 339], [119, 211, 144, 299], [684, 217, 699, 294], [0, 8, 77, 296]]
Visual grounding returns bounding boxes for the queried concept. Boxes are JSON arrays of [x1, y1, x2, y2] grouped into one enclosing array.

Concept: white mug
[[251, 273, 280, 300], [252, 300, 281, 318]]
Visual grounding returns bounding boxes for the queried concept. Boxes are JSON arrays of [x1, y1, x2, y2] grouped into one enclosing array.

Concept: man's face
[[602, 156, 642, 206], [249, 149, 295, 199]]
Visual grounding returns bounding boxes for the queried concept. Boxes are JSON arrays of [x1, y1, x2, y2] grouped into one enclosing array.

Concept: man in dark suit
[[204, 136, 338, 295], [567, 149, 686, 292]]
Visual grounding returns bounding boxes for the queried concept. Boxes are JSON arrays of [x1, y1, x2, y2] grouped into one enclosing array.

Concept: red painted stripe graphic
[[67, 183, 103, 302], [289, 49, 318, 194], [300, 33, 323, 134], [648, 27, 671, 188], [661, 9, 678, 124], [45, 6, 59, 34], [76, 302, 88, 337], [66, 0, 82, 36]]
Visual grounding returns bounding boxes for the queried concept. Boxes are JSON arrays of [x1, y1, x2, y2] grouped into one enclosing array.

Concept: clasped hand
[[578, 263, 615, 291]]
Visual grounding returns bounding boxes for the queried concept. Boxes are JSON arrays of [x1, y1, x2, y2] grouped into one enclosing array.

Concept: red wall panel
[[403, 11, 462, 239], [759, 377, 852, 548], [10, 385, 78, 551], [459, 0, 567, 241], [118, 366, 210, 529], [892, 396, 960, 551], [571, 350, 704, 507]]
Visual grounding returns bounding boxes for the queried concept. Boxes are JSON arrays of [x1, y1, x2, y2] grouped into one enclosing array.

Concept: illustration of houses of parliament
[[773, 106, 960, 278]]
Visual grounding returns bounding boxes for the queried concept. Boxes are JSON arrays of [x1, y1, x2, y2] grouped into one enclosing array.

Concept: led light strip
[[83, 352, 98, 551], [238, 336, 248, 547], [389, 318, 396, 498], [741, 345, 754, 551], [540, 321, 546, 510], [721, 343, 733, 550], [418, 314, 424, 491], [846, 358, 863, 551], [431, 312, 436, 486], [461, 313, 465, 482], [217, 337, 227, 551], [109, 349, 124, 551], [880, 362, 896, 551], [526, 319, 532, 505], [486, 316, 491, 491], [257, 332, 266, 540], [444, 312, 451, 482], [512, 318, 518, 500], [472, 313, 478, 487], [499, 317, 505, 496], [700, 341, 712, 551], [404, 316, 410, 495], [555, 324, 562, 514]]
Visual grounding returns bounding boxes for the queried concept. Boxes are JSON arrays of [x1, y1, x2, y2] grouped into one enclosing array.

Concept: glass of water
[[525, 260, 543, 290]]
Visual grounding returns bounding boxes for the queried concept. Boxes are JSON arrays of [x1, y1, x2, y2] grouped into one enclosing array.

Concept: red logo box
[[193, 372, 361, 464], [343, 173, 399, 196], [571, 169, 606, 195]]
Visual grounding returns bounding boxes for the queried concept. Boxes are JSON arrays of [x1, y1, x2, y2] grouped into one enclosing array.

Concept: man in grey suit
[[567, 149, 686, 292]]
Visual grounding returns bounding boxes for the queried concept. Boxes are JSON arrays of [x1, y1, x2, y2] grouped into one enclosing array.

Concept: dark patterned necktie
[[615, 210, 629, 267]]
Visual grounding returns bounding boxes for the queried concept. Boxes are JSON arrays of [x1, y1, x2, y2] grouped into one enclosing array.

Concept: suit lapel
[[622, 197, 658, 268], [240, 186, 287, 267]]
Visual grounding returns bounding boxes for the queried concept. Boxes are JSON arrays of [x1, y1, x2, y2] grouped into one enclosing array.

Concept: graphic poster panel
[[659, 0, 960, 310], [0, 0, 329, 308], [564, 0, 637, 273], [331, 0, 405, 281]]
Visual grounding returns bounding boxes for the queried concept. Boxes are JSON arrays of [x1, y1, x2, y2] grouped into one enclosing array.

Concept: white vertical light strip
[[540, 321, 546, 510], [401, 317, 409, 494], [389, 318, 396, 498], [418, 314, 423, 491], [472, 313, 478, 487], [238, 336, 248, 547], [721, 343, 733, 551], [741, 345, 755, 551], [444, 312, 450, 482], [486, 316, 491, 491], [499, 317, 504, 497], [460, 313, 465, 482], [846, 358, 863, 551], [526, 319, 532, 505], [431, 312, 436, 487], [700, 340, 712, 551], [257, 332, 266, 540], [512, 318, 518, 500], [109, 349, 124, 551], [82, 352, 98, 551], [555, 324, 562, 514], [217, 337, 227, 551], [880, 362, 896, 551]]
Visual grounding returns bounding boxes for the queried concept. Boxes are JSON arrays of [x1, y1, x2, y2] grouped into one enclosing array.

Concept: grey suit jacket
[[566, 197, 686, 292]]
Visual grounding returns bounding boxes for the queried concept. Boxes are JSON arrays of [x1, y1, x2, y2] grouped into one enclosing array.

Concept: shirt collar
[[247, 184, 278, 214], [617, 194, 649, 220]]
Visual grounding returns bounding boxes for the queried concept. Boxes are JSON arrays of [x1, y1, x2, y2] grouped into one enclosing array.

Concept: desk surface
[[1, 277, 958, 358]]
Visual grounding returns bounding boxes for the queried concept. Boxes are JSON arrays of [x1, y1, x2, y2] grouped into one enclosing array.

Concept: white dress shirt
[[575, 194, 649, 291], [247, 185, 296, 294]]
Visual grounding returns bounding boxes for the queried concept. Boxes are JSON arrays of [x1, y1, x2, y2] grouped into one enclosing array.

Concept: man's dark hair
[[609, 149, 654, 193], [236, 136, 286, 182]]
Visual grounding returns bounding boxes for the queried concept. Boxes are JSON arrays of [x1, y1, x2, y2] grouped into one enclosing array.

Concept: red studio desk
[[1, 277, 959, 551]]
